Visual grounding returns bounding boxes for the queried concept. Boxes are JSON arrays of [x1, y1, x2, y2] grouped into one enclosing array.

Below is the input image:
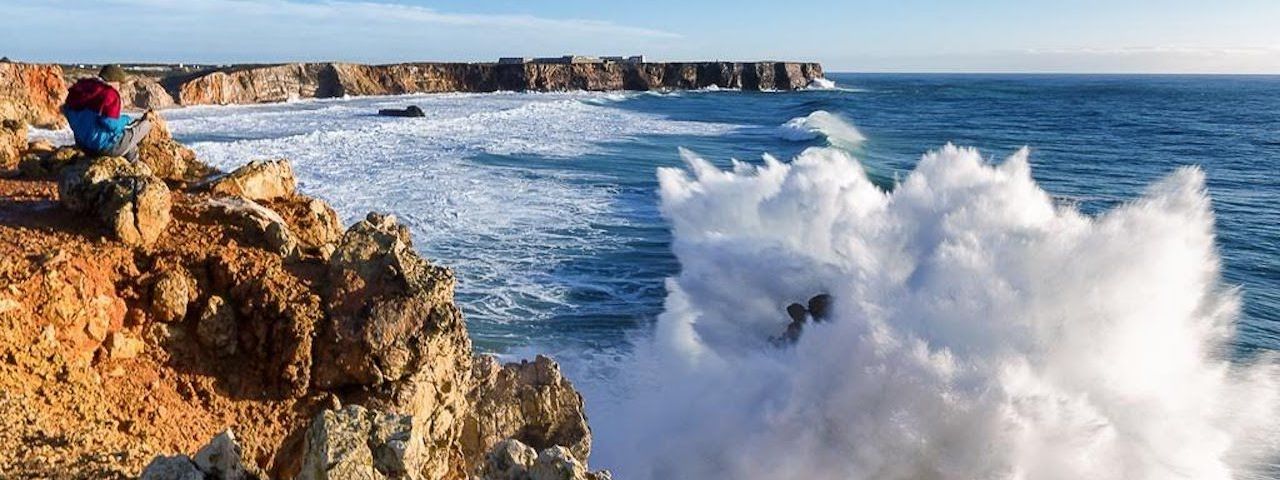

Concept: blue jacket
[[63, 107, 132, 153]]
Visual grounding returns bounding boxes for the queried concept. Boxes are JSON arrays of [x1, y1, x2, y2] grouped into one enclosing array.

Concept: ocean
[[156, 73, 1279, 478]]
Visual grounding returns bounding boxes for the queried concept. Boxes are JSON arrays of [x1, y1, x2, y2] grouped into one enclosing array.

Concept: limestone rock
[[57, 156, 172, 246], [26, 138, 55, 156], [0, 62, 67, 128], [103, 331, 144, 360], [151, 269, 194, 323], [315, 212, 473, 479], [136, 113, 207, 182], [118, 76, 177, 111], [197, 295, 237, 357], [293, 197, 344, 253], [0, 119, 24, 171], [209, 159, 297, 201], [140, 454, 205, 480], [193, 430, 255, 480], [298, 405, 425, 480], [463, 355, 592, 470], [22, 252, 127, 366], [205, 197, 299, 257], [20, 145, 85, 177], [95, 174, 173, 247], [478, 440, 610, 480]]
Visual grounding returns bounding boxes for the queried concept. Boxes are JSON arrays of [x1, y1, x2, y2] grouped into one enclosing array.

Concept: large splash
[[590, 142, 1280, 479]]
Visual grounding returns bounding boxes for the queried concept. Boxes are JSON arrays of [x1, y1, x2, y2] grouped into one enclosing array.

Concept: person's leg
[[105, 117, 153, 162]]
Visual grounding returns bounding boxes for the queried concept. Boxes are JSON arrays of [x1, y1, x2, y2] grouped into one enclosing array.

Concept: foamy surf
[[585, 144, 1280, 479]]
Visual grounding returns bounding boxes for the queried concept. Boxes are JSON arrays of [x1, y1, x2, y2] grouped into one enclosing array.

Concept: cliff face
[[0, 62, 67, 128], [0, 120, 598, 479], [177, 61, 826, 105]]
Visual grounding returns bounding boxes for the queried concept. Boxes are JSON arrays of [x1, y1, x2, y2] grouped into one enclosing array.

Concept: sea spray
[[588, 144, 1280, 479]]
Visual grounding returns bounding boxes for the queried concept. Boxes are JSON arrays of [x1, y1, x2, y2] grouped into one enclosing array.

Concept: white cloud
[[0, 0, 680, 63]]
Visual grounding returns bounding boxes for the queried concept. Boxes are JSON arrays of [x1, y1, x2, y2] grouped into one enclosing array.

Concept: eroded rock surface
[[137, 114, 207, 182], [58, 155, 172, 246], [118, 76, 178, 111], [298, 405, 425, 480], [0, 62, 67, 128], [208, 159, 297, 201], [478, 439, 610, 480], [464, 355, 592, 470], [0, 119, 24, 170]]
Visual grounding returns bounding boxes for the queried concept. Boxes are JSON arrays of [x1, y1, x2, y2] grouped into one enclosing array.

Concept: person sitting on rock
[[62, 77, 155, 162]]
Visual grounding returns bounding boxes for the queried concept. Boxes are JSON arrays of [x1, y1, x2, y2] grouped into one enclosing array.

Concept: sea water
[[154, 74, 1279, 478]]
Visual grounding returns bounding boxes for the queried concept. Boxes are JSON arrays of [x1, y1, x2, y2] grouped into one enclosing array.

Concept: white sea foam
[[807, 77, 838, 90], [161, 92, 737, 327], [585, 144, 1280, 479]]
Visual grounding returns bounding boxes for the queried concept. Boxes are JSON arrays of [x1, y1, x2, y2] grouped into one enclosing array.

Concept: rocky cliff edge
[[0, 114, 603, 479]]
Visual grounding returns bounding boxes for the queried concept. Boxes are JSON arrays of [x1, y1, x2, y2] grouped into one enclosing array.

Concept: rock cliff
[[178, 61, 826, 105], [0, 62, 67, 128], [0, 114, 602, 479]]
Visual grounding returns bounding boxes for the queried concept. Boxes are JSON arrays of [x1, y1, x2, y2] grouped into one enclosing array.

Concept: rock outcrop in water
[[0, 112, 605, 479]]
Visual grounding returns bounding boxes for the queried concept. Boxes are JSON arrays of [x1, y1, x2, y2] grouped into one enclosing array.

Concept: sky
[[2, 0, 1278, 73]]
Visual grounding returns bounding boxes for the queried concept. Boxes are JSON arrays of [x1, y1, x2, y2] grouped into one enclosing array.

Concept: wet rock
[[808, 294, 833, 322], [197, 295, 237, 357], [0, 119, 24, 171], [136, 113, 207, 182], [140, 454, 205, 480], [786, 302, 807, 323], [209, 159, 297, 201], [463, 355, 592, 470], [377, 106, 425, 117], [298, 405, 425, 480], [102, 331, 144, 360], [151, 269, 194, 323]]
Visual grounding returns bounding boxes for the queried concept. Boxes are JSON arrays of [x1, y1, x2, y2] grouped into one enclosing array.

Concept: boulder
[[209, 159, 297, 201], [292, 197, 344, 254], [25, 138, 55, 156], [118, 76, 178, 111], [96, 174, 173, 247], [463, 355, 592, 469], [0, 119, 24, 171], [57, 156, 172, 246], [205, 197, 299, 257], [136, 113, 207, 182], [0, 62, 67, 128], [20, 145, 85, 177], [150, 269, 194, 323], [197, 295, 237, 357], [298, 405, 426, 480], [140, 455, 205, 480], [140, 430, 262, 480], [193, 430, 256, 480], [478, 439, 610, 480]]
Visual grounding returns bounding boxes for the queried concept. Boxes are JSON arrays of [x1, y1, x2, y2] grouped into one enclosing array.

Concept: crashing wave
[[778, 110, 867, 149], [806, 77, 838, 90], [589, 144, 1280, 480]]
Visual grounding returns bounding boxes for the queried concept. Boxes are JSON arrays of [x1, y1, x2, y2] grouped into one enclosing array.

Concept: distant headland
[[0, 57, 825, 118]]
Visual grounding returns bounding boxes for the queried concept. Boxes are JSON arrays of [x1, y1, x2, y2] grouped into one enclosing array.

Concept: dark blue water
[[473, 73, 1280, 357]]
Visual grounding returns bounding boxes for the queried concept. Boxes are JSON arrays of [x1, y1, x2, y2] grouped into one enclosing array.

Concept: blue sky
[[3, 0, 1278, 72]]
